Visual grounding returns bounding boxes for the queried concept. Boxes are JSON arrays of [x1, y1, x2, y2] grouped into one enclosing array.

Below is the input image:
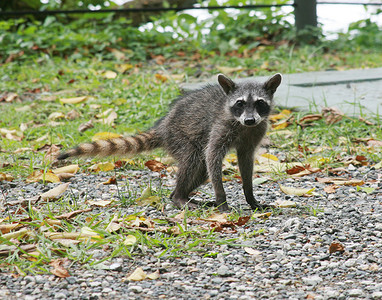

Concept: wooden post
[[294, 0, 317, 31]]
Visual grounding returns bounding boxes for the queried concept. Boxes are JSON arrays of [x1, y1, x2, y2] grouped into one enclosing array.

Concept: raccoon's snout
[[244, 117, 256, 126]]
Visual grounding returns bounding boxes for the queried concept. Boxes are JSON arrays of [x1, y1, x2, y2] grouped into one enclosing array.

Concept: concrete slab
[[182, 68, 382, 116]]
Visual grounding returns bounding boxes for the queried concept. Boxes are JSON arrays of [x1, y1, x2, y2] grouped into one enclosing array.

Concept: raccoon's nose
[[244, 117, 256, 126]]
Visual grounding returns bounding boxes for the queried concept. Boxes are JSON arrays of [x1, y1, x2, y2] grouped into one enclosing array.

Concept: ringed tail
[[57, 130, 160, 160]]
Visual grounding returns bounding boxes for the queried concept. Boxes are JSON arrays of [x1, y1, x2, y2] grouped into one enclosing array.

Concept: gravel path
[[1, 165, 382, 300]]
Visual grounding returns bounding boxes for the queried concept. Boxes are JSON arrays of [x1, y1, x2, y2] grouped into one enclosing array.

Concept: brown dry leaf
[[26, 170, 60, 183], [324, 185, 338, 194], [153, 55, 165, 65], [101, 176, 117, 185], [286, 165, 305, 175], [52, 164, 79, 175], [203, 213, 228, 223], [66, 109, 80, 120], [50, 258, 70, 278], [44, 144, 61, 162], [0, 223, 22, 234], [60, 96, 88, 104], [155, 73, 168, 82], [54, 208, 93, 220], [329, 242, 345, 254], [78, 120, 94, 133], [0, 173, 14, 181], [322, 107, 343, 124], [234, 216, 251, 226], [145, 160, 167, 172], [298, 114, 322, 124], [41, 183, 70, 201], [0, 92, 20, 103], [174, 210, 185, 220]]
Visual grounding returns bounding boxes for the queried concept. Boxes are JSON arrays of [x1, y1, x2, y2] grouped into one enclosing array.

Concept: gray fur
[[58, 73, 282, 211]]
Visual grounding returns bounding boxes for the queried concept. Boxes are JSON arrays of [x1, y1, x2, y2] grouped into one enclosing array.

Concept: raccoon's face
[[230, 94, 271, 127], [218, 73, 282, 127]]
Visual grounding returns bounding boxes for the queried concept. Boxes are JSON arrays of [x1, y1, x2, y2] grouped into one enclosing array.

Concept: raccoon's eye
[[255, 99, 270, 115], [235, 99, 245, 107]]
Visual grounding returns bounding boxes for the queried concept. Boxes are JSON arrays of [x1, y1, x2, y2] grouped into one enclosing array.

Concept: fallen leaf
[[91, 132, 122, 142], [356, 186, 375, 194], [298, 114, 322, 125], [48, 112, 65, 121], [78, 120, 94, 133], [103, 70, 118, 79], [329, 242, 345, 254], [26, 170, 60, 183], [252, 212, 272, 219], [40, 183, 70, 201], [126, 267, 147, 281], [272, 121, 289, 130], [274, 200, 297, 208], [96, 109, 117, 126], [279, 185, 315, 196], [269, 109, 292, 122], [101, 176, 117, 185], [52, 164, 79, 175], [261, 153, 279, 161], [0, 173, 14, 181], [86, 200, 113, 207], [88, 162, 115, 172], [324, 185, 338, 194], [216, 66, 245, 74], [115, 63, 133, 73], [50, 258, 70, 278], [145, 160, 166, 172], [203, 213, 228, 223], [155, 73, 168, 82], [60, 96, 88, 104], [147, 270, 160, 280], [66, 109, 80, 120], [123, 235, 137, 246], [0, 223, 22, 234], [244, 247, 261, 256], [322, 107, 343, 124], [0, 128, 23, 141], [54, 208, 93, 220]]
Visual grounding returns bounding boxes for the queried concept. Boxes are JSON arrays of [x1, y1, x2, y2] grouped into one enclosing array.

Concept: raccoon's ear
[[218, 74, 236, 95], [263, 73, 282, 94]]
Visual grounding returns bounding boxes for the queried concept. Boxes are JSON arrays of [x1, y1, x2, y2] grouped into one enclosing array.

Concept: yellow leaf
[[126, 267, 147, 281], [0, 173, 14, 181], [136, 196, 161, 207], [26, 170, 60, 183], [216, 66, 244, 74], [115, 63, 133, 73], [48, 112, 65, 120], [123, 235, 137, 246], [60, 96, 88, 104], [88, 162, 115, 172], [91, 132, 122, 142], [52, 164, 79, 174], [225, 153, 238, 164], [41, 183, 70, 201], [279, 185, 315, 196], [261, 153, 279, 161], [269, 109, 292, 122], [103, 70, 117, 79], [155, 73, 168, 82], [374, 160, 382, 169], [252, 212, 272, 219], [106, 222, 121, 233], [272, 121, 289, 130], [1, 228, 30, 240]]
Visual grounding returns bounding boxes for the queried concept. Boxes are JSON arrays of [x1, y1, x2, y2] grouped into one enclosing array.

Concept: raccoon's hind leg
[[170, 156, 208, 210]]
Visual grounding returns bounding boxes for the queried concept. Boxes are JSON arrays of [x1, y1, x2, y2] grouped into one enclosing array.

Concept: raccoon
[[58, 73, 282, 211]]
